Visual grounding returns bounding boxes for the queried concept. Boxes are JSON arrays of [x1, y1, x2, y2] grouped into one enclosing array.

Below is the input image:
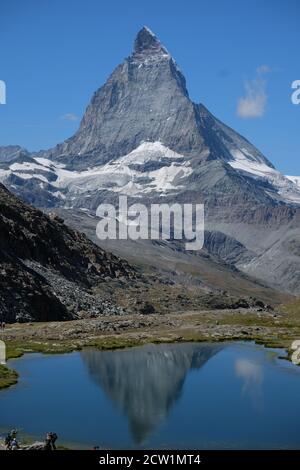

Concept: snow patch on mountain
[[34, 157, 66, 169], [58, 142, 192, 197], [0, 142, 192, 200], [228, 148, 300, 204], [286, 175, 300, 188], [1, 140, 299, 205], [115, 141, 184, 164], [229, 149, 274, 175], [0, 139, 299, 205]]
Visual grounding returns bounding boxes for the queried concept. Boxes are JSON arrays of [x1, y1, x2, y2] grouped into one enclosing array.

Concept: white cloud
[[256, 64, 271, 75], [60, 113, 79, 121], [237, 65, 270, 118]]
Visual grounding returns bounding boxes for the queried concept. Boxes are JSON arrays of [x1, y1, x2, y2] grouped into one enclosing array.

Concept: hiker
[[4, 434, 12, 450], [4, 429, 17, 450], [45, 432, 52, 450], [10, 429, 17, 439], [45, 432, 57, 450], [50, 432, 57, 450], [10, 438, 19, 451]]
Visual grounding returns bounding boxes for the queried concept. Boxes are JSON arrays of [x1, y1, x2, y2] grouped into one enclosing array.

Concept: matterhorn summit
[[0, 27, 300, 294]]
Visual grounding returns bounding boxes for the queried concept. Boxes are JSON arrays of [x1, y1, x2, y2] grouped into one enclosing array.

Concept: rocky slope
[[0, 183, 287, 324], [0, 184, 136, 322]]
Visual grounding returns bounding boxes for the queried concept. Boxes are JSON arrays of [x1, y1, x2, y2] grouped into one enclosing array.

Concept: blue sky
[[0, 0, 299, 175]]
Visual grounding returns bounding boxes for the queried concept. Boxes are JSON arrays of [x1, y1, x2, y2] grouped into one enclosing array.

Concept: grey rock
[[0, 184, 137, 322]]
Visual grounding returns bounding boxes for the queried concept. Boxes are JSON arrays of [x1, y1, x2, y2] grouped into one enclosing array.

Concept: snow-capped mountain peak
[[1, 26, 300, 295]]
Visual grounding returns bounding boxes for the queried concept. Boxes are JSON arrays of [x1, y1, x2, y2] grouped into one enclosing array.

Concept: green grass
[[280, 298, 300, 317], [6, 341, 81, 360], [0, 364, 18, 389]]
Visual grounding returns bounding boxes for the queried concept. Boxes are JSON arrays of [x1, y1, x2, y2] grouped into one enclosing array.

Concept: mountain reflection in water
[[81, 343, 222, 443]]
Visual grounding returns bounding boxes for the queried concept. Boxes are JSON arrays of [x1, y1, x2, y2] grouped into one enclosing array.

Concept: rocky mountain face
[[0, 184, 136, 322], [0, 27, 299, 294]]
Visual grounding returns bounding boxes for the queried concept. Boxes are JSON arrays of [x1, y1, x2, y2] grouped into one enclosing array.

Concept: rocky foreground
[[0, 440, 45, 451]]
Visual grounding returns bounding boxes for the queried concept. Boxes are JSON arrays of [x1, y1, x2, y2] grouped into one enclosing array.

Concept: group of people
[[4, 429, 58, 450]]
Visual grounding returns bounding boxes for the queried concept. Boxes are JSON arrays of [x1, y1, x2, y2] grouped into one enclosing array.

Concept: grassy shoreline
[[0, 365, 18, 390], [1, 304, 299, 390]]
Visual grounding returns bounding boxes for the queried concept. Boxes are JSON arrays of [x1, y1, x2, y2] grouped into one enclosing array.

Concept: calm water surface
[[1, 342, 300, 449]]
